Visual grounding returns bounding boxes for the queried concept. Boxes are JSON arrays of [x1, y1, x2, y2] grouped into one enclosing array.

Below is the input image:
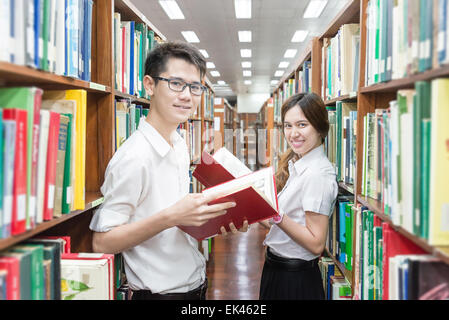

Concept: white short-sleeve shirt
[[89, 120, 206, 294], [264, 145, 338, 261]]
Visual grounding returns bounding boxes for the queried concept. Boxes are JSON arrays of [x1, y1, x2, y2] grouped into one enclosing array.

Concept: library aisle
[[206, 225, 268, 300]]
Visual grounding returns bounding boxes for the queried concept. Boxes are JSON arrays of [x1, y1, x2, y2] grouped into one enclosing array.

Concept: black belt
[[132, 279, 208, 300], [265, 247, 318, 271]]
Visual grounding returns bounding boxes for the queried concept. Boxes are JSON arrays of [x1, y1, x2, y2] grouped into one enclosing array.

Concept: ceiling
[[132, 0, 351, 105]]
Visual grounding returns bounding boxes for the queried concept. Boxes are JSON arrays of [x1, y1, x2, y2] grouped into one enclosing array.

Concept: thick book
[[179, 149, 279, 240], [61, 253, 114, 300]]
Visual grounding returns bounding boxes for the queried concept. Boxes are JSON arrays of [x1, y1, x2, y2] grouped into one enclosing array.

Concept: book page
[[213, 147, 252, 177], [202, 167, 277, 210]]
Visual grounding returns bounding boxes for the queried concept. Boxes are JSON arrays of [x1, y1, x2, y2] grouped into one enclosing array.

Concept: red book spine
[[3, 109, 28, 235], [30, 88, 43, 229], [43, 112, 60, 221], [0, 256, 20, 300]]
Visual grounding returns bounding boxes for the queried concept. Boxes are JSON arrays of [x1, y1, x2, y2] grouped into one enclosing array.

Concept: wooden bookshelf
[[0, 0, 216, 256]]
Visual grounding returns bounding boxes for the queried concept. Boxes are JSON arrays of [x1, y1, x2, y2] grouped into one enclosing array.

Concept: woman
[[259, 92, 338, 300]]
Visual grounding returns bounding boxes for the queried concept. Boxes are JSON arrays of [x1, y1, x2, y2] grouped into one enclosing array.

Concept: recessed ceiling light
[[270, 80, 278, 85], [303, 0, 328, 18], [243, 70, 252, 77], [234, 0, 251, 19], [217, 80, 226, 85], [238, 31, 252, 42], [244, 80, 252, 85], [181, 31, 200, 43], [206, 62, 216, 69], [199, 50, 209, 58], [210, 71, 220, 77], [291, 30, 309, 42], [284, 49, 297, 58], [241, 61, 252, 68], [274, 70, 284, 77], [278, 61, 289, 68], [158, 0, 185, 19], [240, 49, 252, 58]]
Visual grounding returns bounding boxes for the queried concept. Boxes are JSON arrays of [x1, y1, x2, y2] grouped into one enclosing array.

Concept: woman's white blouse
[[264, 145, 338, 261]]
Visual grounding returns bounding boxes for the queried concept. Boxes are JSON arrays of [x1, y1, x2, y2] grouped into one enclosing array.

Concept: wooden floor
[[206, 223, 269, 300]]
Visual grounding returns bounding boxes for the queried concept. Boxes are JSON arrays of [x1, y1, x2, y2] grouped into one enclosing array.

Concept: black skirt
[[259, 247, 325, 300]]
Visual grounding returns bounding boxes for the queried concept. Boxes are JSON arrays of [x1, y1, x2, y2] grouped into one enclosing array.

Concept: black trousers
[[259, 247, 325, 300], [131, 279, 208, 300]]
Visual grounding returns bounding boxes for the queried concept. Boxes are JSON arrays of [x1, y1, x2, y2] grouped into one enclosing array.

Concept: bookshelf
[[259, 0, 449, 299], [0, 0, 216, 257]]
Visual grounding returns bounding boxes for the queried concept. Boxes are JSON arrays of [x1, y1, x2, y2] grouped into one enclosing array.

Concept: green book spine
[[42, 0, 50, 71], [344, 204, 353, 271], [374, 227, 383, 300], [336, 102, 342, 181], [421, 118, 431, 240], [412, 91, 421, 236], [61, 113, 73, 214], [368, 211, 374, 300]]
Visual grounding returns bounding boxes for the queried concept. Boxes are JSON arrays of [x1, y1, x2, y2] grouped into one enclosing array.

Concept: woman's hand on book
[[219, 220, 249, 237], [168, 193, 236, 227]]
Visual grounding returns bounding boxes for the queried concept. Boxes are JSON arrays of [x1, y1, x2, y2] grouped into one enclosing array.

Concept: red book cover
[[193, 150, 236, 188], [181, 160, 279, 240], [3, 109, 28, 235], [30, 88, 43, 229], [36, 235, 71, 253], [382, 222, 426, 300], [43, 112, 60, 221], [0, 256, 20, 300], [62, 253, 115, 300]]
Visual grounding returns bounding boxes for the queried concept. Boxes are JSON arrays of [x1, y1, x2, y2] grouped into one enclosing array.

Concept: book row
[[113, 12, 157, 98], [327, 197, 449, 300], [360, 78, 449, 245], [114, 100, 148, 151], [318, 257, 352, 300], [322, 23, 360, 100], [0, 0, 93, 81], [0, 87, 87, 238], [365, 0, 449, 86], [0, 236, 123, 300]]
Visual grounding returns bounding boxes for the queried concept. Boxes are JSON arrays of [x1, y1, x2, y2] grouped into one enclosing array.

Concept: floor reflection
[[206, 223, 268, 300]]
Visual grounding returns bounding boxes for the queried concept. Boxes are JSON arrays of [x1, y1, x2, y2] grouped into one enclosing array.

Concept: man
[[90, 41, 242, 300]]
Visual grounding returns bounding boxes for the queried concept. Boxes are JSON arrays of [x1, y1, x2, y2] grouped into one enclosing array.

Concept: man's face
[[147, 58, 203, 126]]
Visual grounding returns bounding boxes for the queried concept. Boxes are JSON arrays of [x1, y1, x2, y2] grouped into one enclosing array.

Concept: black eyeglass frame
[[153, 76, 207, 96]]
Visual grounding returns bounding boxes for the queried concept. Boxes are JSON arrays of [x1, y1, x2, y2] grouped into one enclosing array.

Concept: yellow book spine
[[429, 79, 449, 245], [65, 90, 86, 211]]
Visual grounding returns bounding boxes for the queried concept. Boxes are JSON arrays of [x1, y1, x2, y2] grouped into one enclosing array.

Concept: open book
[[178, 148, 279, 240]]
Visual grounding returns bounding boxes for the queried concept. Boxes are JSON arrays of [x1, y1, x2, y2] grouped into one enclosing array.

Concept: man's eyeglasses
[[153, 77, 206, 96]]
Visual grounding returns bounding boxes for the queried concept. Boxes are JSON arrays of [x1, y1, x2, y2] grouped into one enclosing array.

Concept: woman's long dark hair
[[275, 92, 329, 193]]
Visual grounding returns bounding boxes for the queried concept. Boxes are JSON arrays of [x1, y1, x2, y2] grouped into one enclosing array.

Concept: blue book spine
[[64, 0, 68, 76], [339, 201, 347, 264], [438, 0, 447, 63], [78, 0, 84, 80], [66, 0, 79, 78], [84, 0, 93, 81], [129, 21, 135, 96], [34, 0, 41, 68], [327, 264, 335, 300], [9, 0, 15, 63]]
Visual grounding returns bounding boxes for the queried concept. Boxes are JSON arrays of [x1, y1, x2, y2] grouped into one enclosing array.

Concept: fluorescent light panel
[[274, 70, 284, 77], [240, 49, 252, 58], [244, 80, 252, 85], [284, 49, 297, 58], [238, 31, 252, 42], [206, 62, 216, 69], [303, 0, 328, 18], [278, 61, 289, 68], [210, 71, 220, 77], [243, 70, 252, 77], [270, 80, 278, 85], [181, 31, 200, 43], [217, 80, 226, 85], [234, 0, 251, 19], [199, 50, 209, 58], [291, 30, 309, 42], [241, 61, 252, 68], [158, 0, 185, 19]]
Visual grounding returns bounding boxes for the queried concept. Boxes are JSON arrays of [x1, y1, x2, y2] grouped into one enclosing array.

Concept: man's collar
[[138, 120, 183, 157]]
